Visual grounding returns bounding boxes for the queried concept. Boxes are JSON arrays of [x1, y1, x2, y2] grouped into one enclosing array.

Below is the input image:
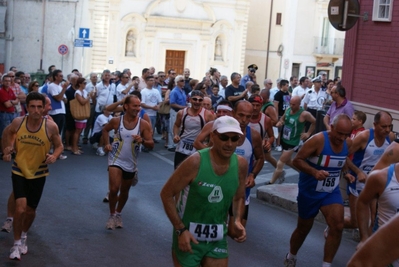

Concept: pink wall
[[342, 0, 399, 110]]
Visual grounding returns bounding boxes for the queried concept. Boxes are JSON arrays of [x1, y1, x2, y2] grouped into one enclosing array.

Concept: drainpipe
[[265, 0, 273, 78], [39, 0, 47, 72], [5, 0, 15, 70]]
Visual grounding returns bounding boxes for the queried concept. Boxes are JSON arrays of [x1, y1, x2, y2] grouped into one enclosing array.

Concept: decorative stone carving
[[125, 30, 136, 56], [214, 37, 223, 61]]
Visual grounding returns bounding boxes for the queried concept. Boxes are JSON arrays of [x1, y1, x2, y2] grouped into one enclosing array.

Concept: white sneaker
[[284, 254, 296, 267], [106, 215, 116, 230], [9, 245, 21, 260], [58, 154, 67, 160], [20, 236, 28, 255], [92, 143, 99, 149], [115, 214, 123, 229], [275, 145, 282, 152], [96, 147, 105, 156], [1, 218, 13, 233]]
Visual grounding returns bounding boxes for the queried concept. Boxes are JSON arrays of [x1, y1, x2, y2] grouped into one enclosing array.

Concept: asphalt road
[[0, 137, 357, 266]]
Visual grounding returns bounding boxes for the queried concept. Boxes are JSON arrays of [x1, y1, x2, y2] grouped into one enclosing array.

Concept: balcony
[[313, 37, 345, 61]]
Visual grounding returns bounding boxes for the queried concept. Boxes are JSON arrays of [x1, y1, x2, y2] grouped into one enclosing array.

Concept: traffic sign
[[58, 44, 69, 55], [79, 28, 90, 39], [74, 39, 93, 48]]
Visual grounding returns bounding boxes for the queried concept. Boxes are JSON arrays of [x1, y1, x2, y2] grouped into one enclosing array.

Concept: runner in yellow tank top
[[2, 92, 63, 261]]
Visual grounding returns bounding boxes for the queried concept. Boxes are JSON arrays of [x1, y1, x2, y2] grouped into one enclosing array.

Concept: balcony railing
[[313, 37, 344, 56]]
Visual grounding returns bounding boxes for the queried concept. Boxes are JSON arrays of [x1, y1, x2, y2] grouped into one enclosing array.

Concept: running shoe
[[58, 154, 67, 160], [103, 192, 109, 203], [277, 170, 286, 184], [20, 236, 28, 255], [115, 214, 123, 229], [275, 145, 282, 152], [106, 216, 116, 230], [1, 218, 13, 233], [9, 245, 21, 260], [92, 143, 99, 149], [284, 254, 296, 267], [96, 147, 105, 156]]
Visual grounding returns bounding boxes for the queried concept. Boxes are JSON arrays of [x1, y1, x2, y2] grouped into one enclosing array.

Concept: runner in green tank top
[[267, 96, 316, 185], [161, 116, 248, 267]]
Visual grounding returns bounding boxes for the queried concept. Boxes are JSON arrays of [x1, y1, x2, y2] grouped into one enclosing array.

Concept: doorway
[[165, 50, 185, 75]]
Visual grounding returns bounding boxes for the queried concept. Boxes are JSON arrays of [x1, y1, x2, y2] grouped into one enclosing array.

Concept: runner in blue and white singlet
[[350, 128, 392, 196], [108, 115, 141, 172]]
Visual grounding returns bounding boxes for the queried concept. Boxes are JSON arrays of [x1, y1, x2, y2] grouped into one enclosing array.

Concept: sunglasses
[[178, 80, 184, 82], [191, 98, 203, 102], [216, 133, 240, 142], [33, 84, 39, 87]]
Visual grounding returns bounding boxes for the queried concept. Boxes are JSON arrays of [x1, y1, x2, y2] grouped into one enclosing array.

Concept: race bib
[[315, 171, 340, 193], [177, 139, 195, 155], [283, 126, 292, 140], [189, 222, 223, 242]]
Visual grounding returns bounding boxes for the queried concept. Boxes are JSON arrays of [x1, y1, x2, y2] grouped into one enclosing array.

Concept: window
[[321, 18, 329, 47], [276, 13, 282, 25], [373, 0, 393, 22]]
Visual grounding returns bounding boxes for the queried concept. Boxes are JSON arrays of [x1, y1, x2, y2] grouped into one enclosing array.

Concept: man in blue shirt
[[168, 75, 187, 151]]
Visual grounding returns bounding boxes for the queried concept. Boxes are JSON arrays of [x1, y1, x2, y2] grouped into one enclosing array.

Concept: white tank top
[[379, 164, 399, 226], [175, 107, 206, 156], [108, 115, 141, 172], [249, 113, 267, 139]]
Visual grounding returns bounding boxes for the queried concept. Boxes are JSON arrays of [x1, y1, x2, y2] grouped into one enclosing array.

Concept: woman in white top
[[72, 78, 91, 155]]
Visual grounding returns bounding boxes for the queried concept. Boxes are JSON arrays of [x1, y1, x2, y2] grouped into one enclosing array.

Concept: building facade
[[343, 0, 399, 128]]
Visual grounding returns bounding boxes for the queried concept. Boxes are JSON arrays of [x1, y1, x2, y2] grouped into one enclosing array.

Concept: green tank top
[[261, 101, 274, 112], [176, 148, 239, 239], [282, 107, 305, 146]]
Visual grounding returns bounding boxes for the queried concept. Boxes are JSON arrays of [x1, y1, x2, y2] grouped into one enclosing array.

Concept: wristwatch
[[175, 227, 187, 236]]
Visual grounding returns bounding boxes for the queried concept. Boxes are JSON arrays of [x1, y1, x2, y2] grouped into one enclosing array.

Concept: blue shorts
[[297, 189, 343, 219]]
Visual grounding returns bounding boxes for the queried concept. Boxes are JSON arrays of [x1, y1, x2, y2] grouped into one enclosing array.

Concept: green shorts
[[172, 232, 228, 267]]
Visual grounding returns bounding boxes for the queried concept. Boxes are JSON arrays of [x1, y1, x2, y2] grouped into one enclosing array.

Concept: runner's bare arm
[[193, 122, 213, 150]]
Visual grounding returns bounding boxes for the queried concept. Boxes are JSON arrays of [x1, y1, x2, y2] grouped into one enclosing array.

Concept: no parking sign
[[58, 44, 69, 55]]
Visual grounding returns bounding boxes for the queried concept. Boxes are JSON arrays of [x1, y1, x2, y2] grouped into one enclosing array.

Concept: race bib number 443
[[189, 222, 223, 242]]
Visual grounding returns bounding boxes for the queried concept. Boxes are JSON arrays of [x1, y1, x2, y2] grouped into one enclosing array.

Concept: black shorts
[[12, 173, 46, 209], [90, 132, 102, 144], [109, 165, 137, 180], [228, 203, 249, 220], [281, 139, 298, 151], [174, 151, 189, 170]]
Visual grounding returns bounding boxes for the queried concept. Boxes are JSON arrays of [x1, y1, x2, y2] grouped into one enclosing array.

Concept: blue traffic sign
[[79, 28, 90, 39], [74, 39, 93, 48]]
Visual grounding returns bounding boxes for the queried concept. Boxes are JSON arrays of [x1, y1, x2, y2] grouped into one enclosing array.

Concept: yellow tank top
[[12, 116, 51, 179]]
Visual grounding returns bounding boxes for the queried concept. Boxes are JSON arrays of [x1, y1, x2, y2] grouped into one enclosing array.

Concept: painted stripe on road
[[150, 151, 174, 166]]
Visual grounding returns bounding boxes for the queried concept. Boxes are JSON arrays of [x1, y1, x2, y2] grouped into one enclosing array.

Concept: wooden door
[[165, 50, 185, 75]]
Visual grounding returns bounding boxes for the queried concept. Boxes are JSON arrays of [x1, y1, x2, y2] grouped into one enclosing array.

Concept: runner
[[102, 95, 153, 229], [2, 92, 63, 260], [160, 116, 247, 267]]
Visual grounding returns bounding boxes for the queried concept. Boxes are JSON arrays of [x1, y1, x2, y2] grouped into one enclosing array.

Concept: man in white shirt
[[141, 75, 162, 142], [269, 78, 281, 102], [90, 109, 113, 156], [116, 73, 134, 101], [83, 72, 98, 144], [95, 69, 116, 119], [218, 75, 228, 99], [47, 69, 69, 160], [292, 76, 309, 103]]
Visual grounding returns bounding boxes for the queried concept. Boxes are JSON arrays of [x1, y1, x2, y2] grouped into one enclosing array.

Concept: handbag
[[70, 99, 90, 120]]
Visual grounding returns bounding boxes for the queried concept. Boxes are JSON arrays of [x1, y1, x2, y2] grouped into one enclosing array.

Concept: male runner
[[102, 95, 153, 229], [2, 92, 63, 260], [161, 116, 247, 267]]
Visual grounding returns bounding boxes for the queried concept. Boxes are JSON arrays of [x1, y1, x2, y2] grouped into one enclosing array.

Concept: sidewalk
[[256, 178, 350, 224]]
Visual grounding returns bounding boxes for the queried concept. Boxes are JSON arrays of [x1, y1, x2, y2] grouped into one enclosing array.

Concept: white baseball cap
[[212, 116, 243, 135]]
